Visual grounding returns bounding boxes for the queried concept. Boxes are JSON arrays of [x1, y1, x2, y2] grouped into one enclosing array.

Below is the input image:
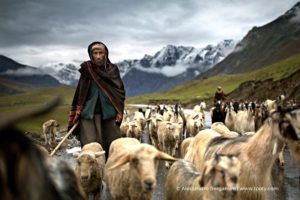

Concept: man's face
[[92, 44, 106, 66]]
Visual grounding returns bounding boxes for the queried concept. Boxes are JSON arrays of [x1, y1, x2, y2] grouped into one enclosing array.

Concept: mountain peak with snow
[[118, 39, 235, 78], [118, 39, 236, 96], [39, 61, 81, 85]]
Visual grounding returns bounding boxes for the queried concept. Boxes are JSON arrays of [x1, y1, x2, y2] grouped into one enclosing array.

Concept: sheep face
[[129, 150, 159, 192], [200, 154, 241, 199], [109, 144, 177, 192], [120, 122, 129, 137], [167, 123, 181, 143], [126, 121, 141, 138], [75, 153, 103, 182]]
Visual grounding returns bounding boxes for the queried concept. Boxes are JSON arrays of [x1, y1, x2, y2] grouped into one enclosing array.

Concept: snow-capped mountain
[[39, 61, 81, 85], [118, 39, 235, 96], [118, 40, 235, 78], [34, 39, 235, 96]]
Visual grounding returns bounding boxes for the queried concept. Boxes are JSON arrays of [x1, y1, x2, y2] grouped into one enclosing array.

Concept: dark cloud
[[0, 0, 298, 66]]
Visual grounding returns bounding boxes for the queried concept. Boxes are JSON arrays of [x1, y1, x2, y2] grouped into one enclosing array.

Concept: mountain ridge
[[119, 39, 235, 96], [198, 2, 300, 78]]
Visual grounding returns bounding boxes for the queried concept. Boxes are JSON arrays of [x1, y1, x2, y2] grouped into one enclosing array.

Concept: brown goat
[[186, 110, 299, 200]]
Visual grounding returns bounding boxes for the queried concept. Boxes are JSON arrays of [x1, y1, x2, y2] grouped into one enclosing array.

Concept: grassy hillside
[[127, 54, 300, 104], [1, 54, 299, 134], [0, 86, 75, 135], [0, 78, 34, 95]]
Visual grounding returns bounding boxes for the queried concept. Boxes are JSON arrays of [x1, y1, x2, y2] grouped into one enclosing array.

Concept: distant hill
[[198, 2, 300, 78], [0, 78, 33, 95], [0, 55, 27, 72], [0, 55, 61, 94], [127, 54, 300, 105]]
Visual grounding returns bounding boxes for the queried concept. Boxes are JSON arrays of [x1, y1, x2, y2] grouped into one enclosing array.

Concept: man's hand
[[68, 108, 81, 127], [72, 110, 81, 124], [115, 113, 123, 127]]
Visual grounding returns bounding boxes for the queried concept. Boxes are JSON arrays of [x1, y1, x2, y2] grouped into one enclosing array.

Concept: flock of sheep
[[0, 96, 299, 200]]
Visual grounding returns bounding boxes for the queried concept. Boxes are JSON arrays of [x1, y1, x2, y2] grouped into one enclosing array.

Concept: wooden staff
[[50, 122, 79, 156]]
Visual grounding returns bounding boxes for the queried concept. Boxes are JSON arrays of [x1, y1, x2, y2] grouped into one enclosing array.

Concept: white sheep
[[170, 113, 185, 150], [165, 154, 241, 200], [126, 120, 143, 142], [157, 121, 181, 168], [74, 142, 106, 200], [104, 137, 177, 200], [148, 113, 163, 149]]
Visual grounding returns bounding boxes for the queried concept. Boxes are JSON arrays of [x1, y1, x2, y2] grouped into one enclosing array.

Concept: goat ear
[[156, 151, 177, 161], [199, 166, 207, 187], [108, 153, 131, 170], [95, 151, 105, 157]]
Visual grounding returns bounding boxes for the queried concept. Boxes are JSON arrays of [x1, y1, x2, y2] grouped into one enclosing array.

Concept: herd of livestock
[[0, 96, 299, 200]]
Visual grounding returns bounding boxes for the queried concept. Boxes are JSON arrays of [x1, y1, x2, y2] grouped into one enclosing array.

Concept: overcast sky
[[0, 0, 298, 67]]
